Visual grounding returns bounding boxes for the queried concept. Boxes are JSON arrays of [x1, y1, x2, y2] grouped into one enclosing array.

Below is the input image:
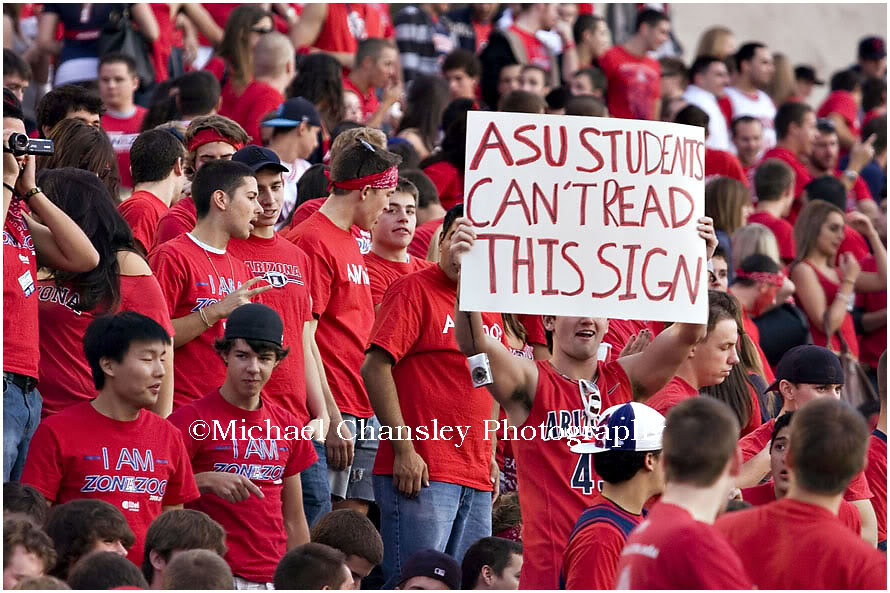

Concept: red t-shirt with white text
[[102, 107, 147, 189], [615, 502, 753, 589], [3, 201, 39, 378], [22, 402, 199, 565], [599, 45, 661, 120], [119, 190, 168, 254], [149, 233, 253, 408], [169, 390, 316, 582], [364, 250, 434, 306], [288, 211, 375, 418]]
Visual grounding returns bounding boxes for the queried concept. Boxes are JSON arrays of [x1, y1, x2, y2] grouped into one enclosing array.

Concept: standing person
[[561, 403, 666, 590], [343, 38, 402, 129], [572, 14, 612, 68], [152, 115, 250, 248], [3, 90, 99, 481], [855, 36, 887, 79], [394, 4, 458, 83], [99, 53, 146, 191], [288, 137, 401, 516], [866, 351, 887, 550], [731, 116, 765, 177], [118, 129, 187, 256], [362, 205, 506, 582], [364, 177, 434, 309], [614, 398, 753, 589], [748, 159, 797, 263], [169, 304, 317, 588], [449, 216, 718, 588], [21, 312, 200, 566], [598, 9, 669, 120], [716, 399, 885, 589], [149, 160, 270, 408], [683, 56, 732, 151], [725, 43, 777, 150], [761, 101, 817, 223]]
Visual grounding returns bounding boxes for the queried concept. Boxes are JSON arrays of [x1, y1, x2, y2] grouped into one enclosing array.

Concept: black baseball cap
[[261, 97, 322, 128], [224, 303, 283, 347], [794, 65, 824, 86], [387, 550, 461, 590], [232, 145, 289, 174], [859, 36, 886, 61], [765, 345, 844, 392]]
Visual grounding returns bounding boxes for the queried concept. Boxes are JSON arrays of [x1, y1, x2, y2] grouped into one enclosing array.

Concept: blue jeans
[[302, 440, 332, 527], [374, 475, 492, 583], [3, 376, 42, 481]]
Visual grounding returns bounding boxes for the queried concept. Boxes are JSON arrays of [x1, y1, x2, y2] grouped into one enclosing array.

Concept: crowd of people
[[2, 2, 888, 590]]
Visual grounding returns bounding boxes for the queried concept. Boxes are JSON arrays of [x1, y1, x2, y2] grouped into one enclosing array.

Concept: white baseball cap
[[570, 402, 665, 454]]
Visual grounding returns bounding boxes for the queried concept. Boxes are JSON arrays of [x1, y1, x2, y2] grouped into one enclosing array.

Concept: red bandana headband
[[324, 166, 398, 191], [187, 129, 245, 153], [735, 268, 785, 287]]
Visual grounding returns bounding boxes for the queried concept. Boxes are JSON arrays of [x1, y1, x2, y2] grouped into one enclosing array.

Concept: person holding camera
[[3, 89, 99, 481]]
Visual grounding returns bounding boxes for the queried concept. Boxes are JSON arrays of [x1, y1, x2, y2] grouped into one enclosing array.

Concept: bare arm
[[861, 309, 886, 333], [291, 3, 326, 50], [302, 321, 329, 440], [852, 499, 878, 546], [365, 81, 403, 130], [847, 212, 886, 293], [130, 3, 160, 42], [736, 444, 771, 488], [180, 3, 224, 46], [282, 474, 310, 549], [171, 277, 271, 348], [36, 11, 62, 57]]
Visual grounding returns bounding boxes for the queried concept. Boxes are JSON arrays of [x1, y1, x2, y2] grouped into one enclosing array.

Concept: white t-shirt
[[275, 158, 311, 231], [725, 86, 777, 151], [683, 84, 732, 152]]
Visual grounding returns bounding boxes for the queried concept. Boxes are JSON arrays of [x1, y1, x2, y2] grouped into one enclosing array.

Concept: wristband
[[843, 169, 859, 181], [22, 187, 41, 203], [3, 182, 15, 195]]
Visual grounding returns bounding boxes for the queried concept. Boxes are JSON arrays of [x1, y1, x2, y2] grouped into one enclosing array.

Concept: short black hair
[[176, 70, 221, 117], [861, 77, 886, 112], [774, 101, 812, 140], [213, 337, 290, 362], [731, 115, 762, 135], [130, 129, 186, 185], [3, 482, 49, 526], [388, 139, 421, 170], [3, 48, 31, 80], [36, 84, 104, 136], [191, 159, 256, 219], [690, 55, 723, 79], [573, 14, 604, 44], [769, 411, 794, 451], [635, 8, 669, 32], [461, 537, 523, 589], [399, 168, 440, 209], [441, 203, 464, 238], [674, 104, 709, 129], [443, 48, 481, 78], [98, 52, 138, 75], [3, 87, 23, 122], [593, 449, 659, 483], [734, 42, 766, 72], [805, 175, 847, 210], [68, 551, 149, 590], [83, 312, 171, 390], [829, 69, 862, 92]]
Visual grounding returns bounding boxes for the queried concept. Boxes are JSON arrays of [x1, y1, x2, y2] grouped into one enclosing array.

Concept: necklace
[[190, 232, 236, 296]]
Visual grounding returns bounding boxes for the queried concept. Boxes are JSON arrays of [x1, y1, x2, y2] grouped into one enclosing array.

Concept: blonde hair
[[792, 200, 845, 264], [705, 176, 751, 235], [695, 27, 735, 60], [731, 223, 781, 270], [767, 53, 796, 106]]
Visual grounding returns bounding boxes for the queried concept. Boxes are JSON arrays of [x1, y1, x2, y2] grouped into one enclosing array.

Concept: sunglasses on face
[[251, 27, 274, 35]]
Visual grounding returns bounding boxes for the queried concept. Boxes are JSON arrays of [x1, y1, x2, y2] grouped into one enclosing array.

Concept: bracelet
[[22, 187, 41, 203], [3, 182, 15, 195], [198, 307, 213, 328], [835, 292, 852, 303]]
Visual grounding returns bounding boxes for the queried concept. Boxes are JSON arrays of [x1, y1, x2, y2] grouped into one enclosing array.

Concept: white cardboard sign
[[459, 111, 708, 323]]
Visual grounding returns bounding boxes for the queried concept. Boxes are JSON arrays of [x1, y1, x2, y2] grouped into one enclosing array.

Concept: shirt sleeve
[[148, 246, 186, 318], [368, 277, 422, 362], [19, 424, 63, 503], [564, 524, 625, 589], [844, 469, 873, 501], [161, 424, 200, 506]]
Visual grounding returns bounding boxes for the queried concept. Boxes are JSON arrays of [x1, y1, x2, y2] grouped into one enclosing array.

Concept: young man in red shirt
[[21, 312, 200, 566], [227, 145, 331, 526], [118, 129, 187, 256], [288, 136, 401, 517], [866, 351, 887, 550], [364, 177, 434, 309], [343, 38, 401, 129], [98, 53, 146, 191], [363, 205, 506, 582], [169, 304, 317, 588], [761, 101, 817, 222], [562, 402, 666, 589], [599, 9, 669, 120], [152, 115, 250, 249], [450, 215, 719, 588], [646, 291, 742, 416], [717, 398, 885, 589], [748, 159, 796, 263], [149, 160, 271, 408], [810, 118, 878, 218], [731, 116, 765, 178], [615, 398, 753, 589]]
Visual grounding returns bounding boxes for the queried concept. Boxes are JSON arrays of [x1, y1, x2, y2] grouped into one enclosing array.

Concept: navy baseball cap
[[261, 97, 322, 128], [385, 550, 461, 590], [571, 402, 665, 454], [232, 145, 289, 173], [224, 303, 284, 347], [765, 345, 844, 392], [794, 65, 824, 86], [859, 36, 886, 61]]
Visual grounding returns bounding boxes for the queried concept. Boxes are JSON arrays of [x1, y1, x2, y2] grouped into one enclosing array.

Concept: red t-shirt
[[37, 275, 174, 418], [838, 223, 871, 265], [740, 481, 862, 534], [227, 234, 314, 425], [760, 146, 812, 223], [364, 250, 434, 306], [288, 211, 375, 418], [794, 260, 860, 358], [342, 76, 379, 123], [508, 25, 551, 71], [516, 313, 547, 347], [220, 81, 283, 146], [817, 90, 861, 141], [866, 429, 887, 544], [119, 190, 168, 254], [747, 210, 795, 262], [473, 21, 492, 53], [422, 161, 463, 211], [407, 217, 442, 259], [615, 502, 753, 589], [3, 201, 39, 379], [102, 107, 147, 190], [705, 148, 749, 187], [149, 233, 254, 408], [856, 256, 886, 369], [21, 402, 199, 565], [515, 359, 634, 589], [203, 56, 225, 83], [561, 493, 645, 590], [369, 265, 505, 490], [149, 3, 179, 83], [599, 45, 661, 120], [285, 198, 372, 254], [601, 319, 663, 362], [833, 168, 875, 204], [153, 197, 197, 250], [359, 3, 393, 39], [169, 389, 316, 582], [645, 376, 698, 416], [311, 3, 360, 54], [715, 498, 885, 589]]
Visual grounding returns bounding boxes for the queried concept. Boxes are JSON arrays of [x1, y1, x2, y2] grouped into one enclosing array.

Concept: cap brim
[[262, 117, 321, 128], [250, 160, 289, 173], [765, 379, 780, 392], [814, 79, 826, 85], [569, 442, 663, 454]]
